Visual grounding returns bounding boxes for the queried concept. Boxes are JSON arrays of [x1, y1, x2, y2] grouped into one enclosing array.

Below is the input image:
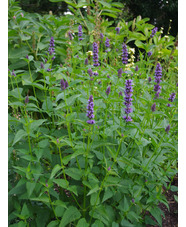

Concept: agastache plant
[[154, 63, 162, 99], [122, 43, 128, 64], [86, 95, 95, 124], [93, 42, 100, 67], [60, 79, 69, 90], [105, 38, 110, 48], [115, 27, 120, 34], [123, 79, 133, 122], [167, 92, 176, 107]]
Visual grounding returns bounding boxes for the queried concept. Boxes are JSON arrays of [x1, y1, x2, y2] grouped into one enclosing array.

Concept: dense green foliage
[[8, 0, 178, 226]]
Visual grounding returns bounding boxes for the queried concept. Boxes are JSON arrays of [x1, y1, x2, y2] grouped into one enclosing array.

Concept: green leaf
[[30, 195, 50, 203], [99, 0, 111, 8], [21, 203, 30, 218], [49, 0, 63, 2], [66, 94, 81, 106], [102, 187, 113, 203], [76, 218, 89, 227], [59, 206, 81, 227], [47, 221, 60, 227], [65, 168, 82, 180], [30, 119, 46, 131], [101, 12, 117, 18], [92, 220, 104, 227], [121, 219, 135, 227], [50, 164, 62, 179], [26, 182, 36, 197], [12, 129, 27, 146], [149, 207, 162, 227], [53, 179, 69, 188]]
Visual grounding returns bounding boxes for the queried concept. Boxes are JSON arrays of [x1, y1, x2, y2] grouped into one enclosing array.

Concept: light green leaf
[[99, 0, 111, 8], [65, 168, 82, 180], [53, 179, 69, 188], [76, 218, 89, 227], [50, 164, 62, 179], [26, 182, 36, 197]]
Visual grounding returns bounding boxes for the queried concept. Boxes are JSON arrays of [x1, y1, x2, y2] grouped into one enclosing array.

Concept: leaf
[[59, 206, 81, 227], [102, 187, 113, 203], [101, 12, 117, 18], [47, 221, 60, 227], [66, 94, 81, 106], [12, 129, 27, 146], [30, 119, 46, 131], [30, 195, 50, 203], [26, 182, 36, 197], [92, 220, 104, 227], [49, 0, 63, 2], [53, 179, 69, 188], [76, 218, 89, 227], [50, 164, 62, 179], [121, 219, 135, 227], [149, 207, 162, 227], [65, 168, 82, 180], [99, 1, 111, 8]]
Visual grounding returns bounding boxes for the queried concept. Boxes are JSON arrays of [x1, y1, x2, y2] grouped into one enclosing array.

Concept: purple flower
[[100, 33, 104, 39], [78, 25, 83, 41], [85, 58, 88, 65], [123, 79, 133, 122], [167, 103, 171, 107], [68, 32, 73, 40], [47, 68, 52, 72], [106, 86, 111, 96], [115, 27, 120, 34], [107, 75, 110, 79], [105, 37, 110, 48], [154, 63, 162, 99], [132, 199, 135, 203], [40, 62, 45, 69], [168, 93, 176, 102], [108, 166, 111, 171], [122, 43, 128, 64], [48, 37, 55, 60], [26, 55, 29, 59], [151, 103, 156, 112], [165, 125, 170, 134], [60, 79, 68, 90], [135, 65, 139, 72], [12, 70, 16, 77], [147, 51, 152, 57], [94, 72, 98, 76], [119, 91, 123, 97], [87, 68, 93, 80], [86, 95, 95, 124], [148, 77, 152, 83], [116, 48, 119, 52], [93, 42, 100, 67], [45, 58, 48, 63], [150, 27, 158, 38], [98, 81, 101, 85], [57, 139, 59, 143], [25, 95, 29, 104], [118, 68, 123, 78]]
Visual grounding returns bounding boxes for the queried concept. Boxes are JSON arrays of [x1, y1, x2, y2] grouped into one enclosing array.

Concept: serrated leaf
[[50, 164, 62, 179], [53, 179, 69, 188], [65, 168, 82, 180], [149, 207, 162, 227], [26, 182, 36, 197], [12, 129, 27, 146], [76, 218, 89, 227], [102, 187, 113, 203], [59, 206, 81, 227]]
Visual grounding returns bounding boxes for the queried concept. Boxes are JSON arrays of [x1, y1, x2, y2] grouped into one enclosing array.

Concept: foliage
[[8, 0, 178, 226]]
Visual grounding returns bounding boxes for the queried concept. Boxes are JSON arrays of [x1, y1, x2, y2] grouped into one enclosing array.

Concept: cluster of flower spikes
[[150, 27, 158, 38], [86, 95, 95, 124], [167, 92, 176, 107], [78, 25, 83, 41], [154, 63, 162, 99], [123, 79, 133, 122], [122, 43, 128, 64], [60, 79, 69, 90], [93, 42, 100, 67], [48, 37, 55, 60]]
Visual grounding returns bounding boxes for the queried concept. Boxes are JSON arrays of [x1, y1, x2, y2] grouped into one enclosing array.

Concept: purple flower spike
[[115, 27, 120, 34], [98, 81, 101, 85], [48, 37, 55, 60], [151, 103, 156, 112], [26, 55, 29, 59], [119, 91, 123, 97], [165, 125, 170, 134], [78, 25, 83, 41], [167, 103, 171, 107], [47, 68, 52, 72], [60, 79, 68, 90], [86, 95, 95, 124], [168, 93, 176, 102], [135, 65, 139, 72], [107, 75, 110, 79], [40, 62, 45, 69], [148, 77, 152, 83], [12, 70, 16, 77], [150, 27, 158, 38], [100, 33, 104, 39], [123, 79, 133, 122], [93, 42, 100, 67], [25, 95, 29, 104], [154, 63, 162, 99], [68, 32, 73, 40], [132, 199, 135, 203], [105, 37, 110, 48], [85, 58, 88, 65], [106, 86, 111, 96], [147, 51, 152, 57], [108, 167, 111, 171], [118, 68, 123, 78], [122, 43, 128, 64]]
